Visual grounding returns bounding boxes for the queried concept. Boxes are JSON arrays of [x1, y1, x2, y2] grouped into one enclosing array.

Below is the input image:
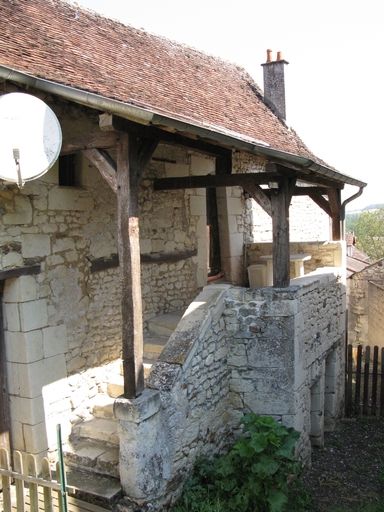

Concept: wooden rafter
[[309, 193, 332, 217], [82, 148, 118, 194]]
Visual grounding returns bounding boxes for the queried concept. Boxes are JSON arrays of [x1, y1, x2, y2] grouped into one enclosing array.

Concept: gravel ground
[[301, 416, 384, 511]]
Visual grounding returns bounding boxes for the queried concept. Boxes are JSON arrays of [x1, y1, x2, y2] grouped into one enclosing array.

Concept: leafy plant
[[173, 413, 310, 512], [346, 208, 384, 261]]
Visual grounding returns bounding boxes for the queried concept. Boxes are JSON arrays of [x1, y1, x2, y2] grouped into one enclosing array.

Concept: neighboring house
[[345, 231, 370, 278], [347, 259, 384, 348], [0, 0, 367, 509]]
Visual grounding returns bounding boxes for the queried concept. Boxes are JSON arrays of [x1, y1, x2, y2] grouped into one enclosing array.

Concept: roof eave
[[0, 65, 367, 189]]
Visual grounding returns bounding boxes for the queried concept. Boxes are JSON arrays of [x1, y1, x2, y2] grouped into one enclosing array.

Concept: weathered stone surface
[[146, 362, 181, 391], [114, 389, 161, 423]]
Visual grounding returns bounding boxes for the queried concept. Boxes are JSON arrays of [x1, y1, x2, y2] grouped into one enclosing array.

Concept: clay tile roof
[[346, 256, 370, 277], [0, 0, 330, 164]]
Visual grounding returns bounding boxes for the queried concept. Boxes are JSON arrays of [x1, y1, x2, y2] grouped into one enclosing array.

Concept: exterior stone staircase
[[63, 310, 184, 500]]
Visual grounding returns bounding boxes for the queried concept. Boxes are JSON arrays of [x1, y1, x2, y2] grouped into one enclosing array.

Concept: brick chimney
[[261, 50, 289, 123]]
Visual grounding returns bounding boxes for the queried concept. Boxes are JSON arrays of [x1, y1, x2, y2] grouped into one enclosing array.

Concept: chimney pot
[[266, 49, 273, 63], [277, 51, 283, 61]]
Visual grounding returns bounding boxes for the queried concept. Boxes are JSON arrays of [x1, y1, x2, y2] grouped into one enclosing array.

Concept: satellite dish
[[0, 92, 62, 186]]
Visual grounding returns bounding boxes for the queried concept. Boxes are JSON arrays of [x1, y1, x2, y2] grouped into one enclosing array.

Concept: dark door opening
[[206, 187, 221, 277]]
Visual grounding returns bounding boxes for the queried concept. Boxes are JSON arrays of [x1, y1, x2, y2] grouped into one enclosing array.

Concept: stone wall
[[246, 240, 344, 285], [347, 259, 384, 347], [0, 89, 213, 459], [115, 269, 346, 510], [115, 284, 237, 508], [368, 281, 384, 348]]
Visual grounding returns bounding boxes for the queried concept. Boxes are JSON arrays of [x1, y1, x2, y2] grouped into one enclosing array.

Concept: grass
[[329, 501, 384, 512], [173, 497, 384, 512]]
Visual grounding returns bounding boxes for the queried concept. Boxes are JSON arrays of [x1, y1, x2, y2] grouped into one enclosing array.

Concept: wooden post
[[328, 188, 342, 240], [117, 134, 144, 398], [270, 177, 296, 287]]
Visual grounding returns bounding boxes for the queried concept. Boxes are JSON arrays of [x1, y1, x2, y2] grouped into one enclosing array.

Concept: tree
[[346, 207, 384, 261]]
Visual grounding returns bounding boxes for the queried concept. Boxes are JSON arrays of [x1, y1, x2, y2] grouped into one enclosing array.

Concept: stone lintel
[[114, 388, 160, 423]]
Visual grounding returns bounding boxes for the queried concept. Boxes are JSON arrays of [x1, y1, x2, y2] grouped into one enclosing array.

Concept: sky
[[75, 0, 384, 211]]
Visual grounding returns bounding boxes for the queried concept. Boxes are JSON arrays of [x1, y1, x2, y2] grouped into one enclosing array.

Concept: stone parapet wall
[[116, 284, 236, 507], [224, 268, 345, 458], [116, 269, 346, 510]]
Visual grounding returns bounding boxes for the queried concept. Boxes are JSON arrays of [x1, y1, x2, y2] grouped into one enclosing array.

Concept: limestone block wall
[[245, 195, 330, 243], [347, 259, 384, 347], [368, 282, 384, 348], [3, 275, 71, 462], [224, 269, 345, 458], [115, 269, 346, 510], [246, 240, 344, 284], [0, 89, 214, 458]]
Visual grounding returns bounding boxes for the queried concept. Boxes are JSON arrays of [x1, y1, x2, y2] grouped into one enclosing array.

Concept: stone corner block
[[4, 275, 37, 303], [146, 361, 181, 391], [114, 388, 161, 423]]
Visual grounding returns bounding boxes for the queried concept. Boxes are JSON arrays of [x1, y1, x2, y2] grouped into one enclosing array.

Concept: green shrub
[[173, 413, 310, 512]]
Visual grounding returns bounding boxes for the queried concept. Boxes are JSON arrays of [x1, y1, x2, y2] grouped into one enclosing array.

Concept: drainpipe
[[340, 187, 365, 239]]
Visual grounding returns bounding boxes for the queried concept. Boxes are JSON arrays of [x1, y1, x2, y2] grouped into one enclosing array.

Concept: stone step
[[147, 310, 184, 337], [72, 417, 119, 446], [107, 376, 124, 399], [143, 333, 169, 361], [92, 394, 115, 420], [65, 468, 122, 508], [64, 439, 120, 479]]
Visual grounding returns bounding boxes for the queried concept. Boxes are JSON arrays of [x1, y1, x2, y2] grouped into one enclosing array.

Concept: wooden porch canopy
[[61, 116, 364, 399]]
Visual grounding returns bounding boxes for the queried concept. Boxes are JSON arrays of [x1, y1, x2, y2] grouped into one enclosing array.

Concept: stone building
[[0, 0, 367, 509], [347, 259, 384, 348]]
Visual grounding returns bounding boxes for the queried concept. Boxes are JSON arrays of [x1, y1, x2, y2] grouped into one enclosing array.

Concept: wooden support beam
[[99, 114, 232, 158], [328, 188, 342, 240], [243, 182, 272, 217], [309, 193, 332, 217], [0, 264, 41, 281], [267, 162, 345, 190], [82, 148, 118, 194], [117, 134, 144, 398], [61, 131, 126, 154], [293, 186, 331, 196], [116, 134, 158, 399], [271, 177, 296, 287], [90, 249, 198, 273], [154, 172, 280, 191]]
